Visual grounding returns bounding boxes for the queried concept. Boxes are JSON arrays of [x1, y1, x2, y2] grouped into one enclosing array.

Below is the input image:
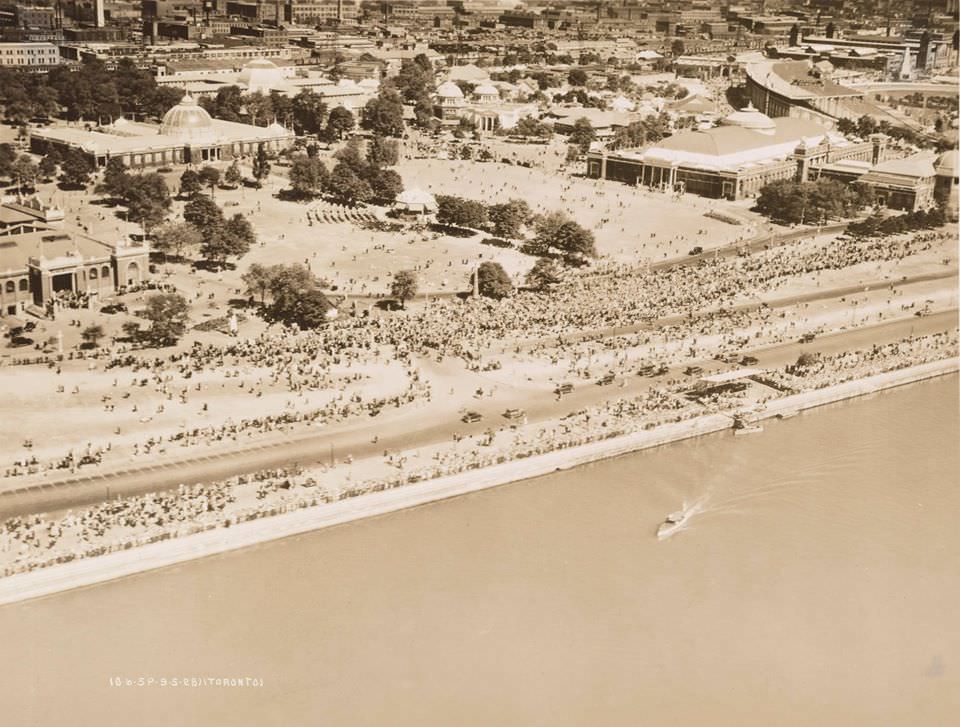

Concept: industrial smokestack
[[94, 0, 105, 27]]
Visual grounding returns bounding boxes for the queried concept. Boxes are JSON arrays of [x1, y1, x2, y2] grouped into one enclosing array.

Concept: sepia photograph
[[0, 1, 957, 723]]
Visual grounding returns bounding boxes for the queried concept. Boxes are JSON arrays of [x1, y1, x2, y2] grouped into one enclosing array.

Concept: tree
[[153, 221, 202, 261], [474, 261, 513, 299], [59, 149, 94, 188], [97, 157, 129, 200], [288, 156, 329, 196], [183, 194, 224, 230], [0, 143, 16, 179], [395, 56, 435, 102], [513, 116, 552, 139], [261, 263, 334, 327], [224, 159, 242, 188], [325, 106, 355, 141], [367, 135, 399, 167], [202, 213, 255, 265], [291, 89, 327, 136], [413, 94, 435, 128], [80, 324, 105, 348], [755, 178, 869, 224], [836, 117, 856, 135], [124, 173, 171, 235], [554, 221, 597, 259], [326, 163, 373, 206], [198, 165, 221, 196], [487, 199, 532, 238], [141, 292, 190, 347], [223, 213, 256, 253], [567, 68, 588, 87], [200, 85, 243, 122], [179, 168, 202, 198], [671, 39, 686, 57], [529, 211, 596, 260], [251, 143, 270, 187], [525, 257, 563, 290], [435, 195, 488, 229], [361, 88, 405, 137], [38, 154, 59, 181], [242, 90, 273, 126], [10, 154, 38, 192], [368, 168, 404, 204], [569, 117, 596, 153], [391, 269, 418, 309], [242, 262, 274, 304]]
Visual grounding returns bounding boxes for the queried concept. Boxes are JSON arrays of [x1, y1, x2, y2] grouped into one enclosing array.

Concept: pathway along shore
[[1, 307, 955, 521], [0, 358, 955, 608]]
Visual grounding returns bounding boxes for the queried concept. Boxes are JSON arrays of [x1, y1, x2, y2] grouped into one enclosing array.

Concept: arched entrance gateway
[[126, 261, 141, 284]]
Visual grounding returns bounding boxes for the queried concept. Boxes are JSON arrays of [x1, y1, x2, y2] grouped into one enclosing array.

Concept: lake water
[[1, 376, 957, 726]]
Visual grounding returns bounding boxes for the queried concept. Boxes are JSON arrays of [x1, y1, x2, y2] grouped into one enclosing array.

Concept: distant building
[[934, 150, 958, 220], [0, 41, 58, 67], [30, 94, 294, 168], [817, 151, 946, 212], [587, 105, 879, 200]]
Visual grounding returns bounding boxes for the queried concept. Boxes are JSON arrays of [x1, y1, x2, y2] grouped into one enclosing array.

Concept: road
[[1, 308, 955, 520]]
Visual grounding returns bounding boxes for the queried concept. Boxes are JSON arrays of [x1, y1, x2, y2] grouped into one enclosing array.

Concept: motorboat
[[657, 505, 692, 540]]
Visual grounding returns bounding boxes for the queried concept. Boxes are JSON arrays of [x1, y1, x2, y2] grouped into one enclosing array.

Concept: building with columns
[[0, 203, 149, 317], [30, 94, 295, 169], [587, 105, 878, 200]]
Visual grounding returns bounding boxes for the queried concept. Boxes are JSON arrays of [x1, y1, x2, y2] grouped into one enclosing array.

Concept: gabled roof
[[652, 117, 828, 158], [863, 152, 937, 180]]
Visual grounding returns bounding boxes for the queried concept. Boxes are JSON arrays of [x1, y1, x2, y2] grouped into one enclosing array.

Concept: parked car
[[503, 408, 525, 420], [688, 246, 704, 256], [740, 355, 759, 366], [597, 373, 615, 386], [684, 365, 704, 376], [461, 411, 482, 423], [554, 383, 574, 395]]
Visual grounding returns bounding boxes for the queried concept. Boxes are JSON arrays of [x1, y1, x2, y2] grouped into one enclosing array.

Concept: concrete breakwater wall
[[1, 358, 956, 607]]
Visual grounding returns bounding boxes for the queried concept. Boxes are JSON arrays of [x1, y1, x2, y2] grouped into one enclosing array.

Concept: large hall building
[[587, 105, 880, 200], [29, 94, 295, 169]]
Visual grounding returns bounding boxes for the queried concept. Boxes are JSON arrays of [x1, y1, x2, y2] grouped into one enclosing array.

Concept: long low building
[[30, 95, 295, 169], [587, 105, 879, 200]]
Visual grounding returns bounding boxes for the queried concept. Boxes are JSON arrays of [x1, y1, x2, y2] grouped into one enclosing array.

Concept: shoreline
[[1, 357, 956, 607]]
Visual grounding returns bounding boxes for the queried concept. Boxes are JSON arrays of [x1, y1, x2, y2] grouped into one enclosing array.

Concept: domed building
[[31, 94, 294, 169], [160, 95, 216, 143], [719, 103, 776, 133], [473, 84, 499, 104], [934, 149, 958, 220], [237, 58, 286, 94], [434, 81, 466, 122]]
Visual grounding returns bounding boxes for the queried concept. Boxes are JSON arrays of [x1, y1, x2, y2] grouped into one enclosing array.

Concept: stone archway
[[126, 261, 141, 284]]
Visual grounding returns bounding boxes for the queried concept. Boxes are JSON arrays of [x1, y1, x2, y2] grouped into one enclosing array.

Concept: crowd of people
[[3, 221, 952, 481], [764, 331, 958, 392], [5, 328, 955, 577]]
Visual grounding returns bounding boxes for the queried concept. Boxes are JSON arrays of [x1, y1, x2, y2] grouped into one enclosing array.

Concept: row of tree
[[755, 178, 874, 225], [288, 136, 403, 205], [389, 257, 565, 308], [846, 207, 947, 237], [434, 196, 597, 261]]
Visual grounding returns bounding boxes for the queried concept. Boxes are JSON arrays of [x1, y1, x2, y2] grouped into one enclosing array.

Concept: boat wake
[[656, 496, 708, 540]]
